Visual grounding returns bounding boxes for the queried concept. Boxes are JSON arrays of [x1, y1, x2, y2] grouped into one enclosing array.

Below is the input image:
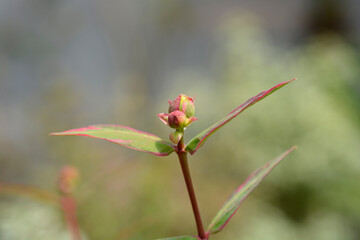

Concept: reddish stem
[[60, 196, 82, 240], [176, 138, 207, 240]]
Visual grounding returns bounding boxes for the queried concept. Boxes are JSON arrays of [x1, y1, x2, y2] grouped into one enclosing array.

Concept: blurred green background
[[0, 0, 359, 239]]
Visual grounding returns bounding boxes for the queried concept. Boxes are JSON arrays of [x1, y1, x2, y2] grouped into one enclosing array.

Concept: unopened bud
[[158, 94, 197, 130], [58, 166, 79, 195], [168, 111, 187, 129], [169, 130, 183, 144], [168, 94, 195, 118]]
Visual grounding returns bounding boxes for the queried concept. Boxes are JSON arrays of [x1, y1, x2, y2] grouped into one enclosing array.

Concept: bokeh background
[[0, 0, 360, 239]]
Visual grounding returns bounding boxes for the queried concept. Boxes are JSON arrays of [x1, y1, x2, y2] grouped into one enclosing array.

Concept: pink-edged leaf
[[0, 182, 59, 205], [156, 236, 200, 240], [185, 79, 296, 154], [207, 146, 297, 234], [51, 125, 175, 156]]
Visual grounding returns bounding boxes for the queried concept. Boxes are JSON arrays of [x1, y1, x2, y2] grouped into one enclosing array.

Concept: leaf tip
[[278, 78, 296, 87]]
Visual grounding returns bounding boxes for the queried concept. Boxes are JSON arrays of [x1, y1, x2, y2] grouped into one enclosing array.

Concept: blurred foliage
[[0, 5, 360, 240]]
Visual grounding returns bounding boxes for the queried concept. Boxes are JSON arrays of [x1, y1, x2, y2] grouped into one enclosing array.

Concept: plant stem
[[176, 137, 207, 239], [60, 196, 82, 240]]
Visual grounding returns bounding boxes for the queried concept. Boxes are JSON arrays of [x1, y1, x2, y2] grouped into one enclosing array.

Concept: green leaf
[[185, 79, 296, 154], [51, 125, 175, 156], [156, 236, 199, 240], [207, 146, 297, 234], [0, 183, 59, 205]]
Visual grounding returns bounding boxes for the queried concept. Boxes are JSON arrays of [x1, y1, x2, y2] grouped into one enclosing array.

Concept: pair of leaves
[[51, 80, 296, 239], [158, 146, 296, 239], [51, 79, 295, 155]]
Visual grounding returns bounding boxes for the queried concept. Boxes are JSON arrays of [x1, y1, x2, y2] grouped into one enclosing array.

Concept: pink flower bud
[[168, 95, 182, 113], [167, 110, 198, 129], [168, 111, 187, 129], [158, 94, 197, 130], [168, 94, 195, 118], [58, 166, 79, 195]]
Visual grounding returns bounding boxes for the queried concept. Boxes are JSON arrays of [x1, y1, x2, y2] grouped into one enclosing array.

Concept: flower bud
[[157, 111, 197, 129], [167, 110, 198, 130], [58, 166, 79, 195], [168, 111, 187, 129], [169, 130, 183, 144], [168, 94, 195, 118], [168, 95, 182, 113], [158, 94, 197, 130]]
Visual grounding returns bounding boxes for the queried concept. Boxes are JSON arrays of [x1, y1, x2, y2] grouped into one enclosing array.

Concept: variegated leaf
[[51, 125, 175, 156], [186, 79, 296, 154]]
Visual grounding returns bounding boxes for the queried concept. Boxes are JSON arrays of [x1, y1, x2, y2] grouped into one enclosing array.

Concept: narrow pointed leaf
[[156, 236, 199, 240], [185, 79, 296, 154], [0, 183, 59, 205], [207, 146, 297, 234], [51, 125, 175, 156]]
